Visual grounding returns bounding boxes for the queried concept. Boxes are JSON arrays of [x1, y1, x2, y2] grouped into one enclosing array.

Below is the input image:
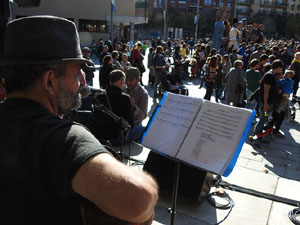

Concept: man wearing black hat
[[0, 16, 157, 225]]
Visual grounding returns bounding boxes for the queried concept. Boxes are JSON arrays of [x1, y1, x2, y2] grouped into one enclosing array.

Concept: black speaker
[[143, 151, 213, 202]]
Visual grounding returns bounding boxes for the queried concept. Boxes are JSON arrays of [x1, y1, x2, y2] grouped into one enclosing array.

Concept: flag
[[110, 0, 116, 12]]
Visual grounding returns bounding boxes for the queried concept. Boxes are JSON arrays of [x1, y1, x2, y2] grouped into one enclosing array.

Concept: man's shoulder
[[121, 91, 131, 99], [135, 84, 148, 94]]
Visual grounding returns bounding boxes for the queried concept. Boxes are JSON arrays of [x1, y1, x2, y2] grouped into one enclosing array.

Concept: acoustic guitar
[[79, 144, 131, 225]]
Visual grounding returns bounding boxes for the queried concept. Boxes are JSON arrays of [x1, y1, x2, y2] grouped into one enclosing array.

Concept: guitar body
[[80, 145, 130, 225], [80, 197, 130, 225]]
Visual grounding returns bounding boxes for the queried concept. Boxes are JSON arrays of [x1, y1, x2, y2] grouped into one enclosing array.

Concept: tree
[[286, 15, 300, 38]]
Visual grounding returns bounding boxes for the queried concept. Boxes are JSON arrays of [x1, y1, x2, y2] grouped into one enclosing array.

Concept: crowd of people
[[88, 16, 299, 148]]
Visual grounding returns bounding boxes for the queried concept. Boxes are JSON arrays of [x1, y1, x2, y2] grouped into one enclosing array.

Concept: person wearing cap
[[0, 16, 158, 225], [125, 67, 148, 128], [81, 47, 96, 86]]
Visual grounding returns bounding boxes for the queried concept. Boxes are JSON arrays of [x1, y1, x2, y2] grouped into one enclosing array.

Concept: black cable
[[207, 191, 235, 225], [214, 176, 300, 225], [215, 178, 300, 207], [288, 204, 300, 225]]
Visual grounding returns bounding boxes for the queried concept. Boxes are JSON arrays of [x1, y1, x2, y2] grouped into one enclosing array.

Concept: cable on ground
[[207, 189, 235, 225]]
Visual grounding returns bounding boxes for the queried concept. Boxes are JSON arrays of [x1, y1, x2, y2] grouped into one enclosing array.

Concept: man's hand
[[131, 97, 136, 110]]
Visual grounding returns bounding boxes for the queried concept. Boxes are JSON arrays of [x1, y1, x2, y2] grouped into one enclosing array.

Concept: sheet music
[[177, 101, 251, 174], [142, 93, 203, 157]]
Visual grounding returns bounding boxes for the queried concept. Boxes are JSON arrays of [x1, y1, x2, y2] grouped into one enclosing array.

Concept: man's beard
[[57, 83, 82, 115]]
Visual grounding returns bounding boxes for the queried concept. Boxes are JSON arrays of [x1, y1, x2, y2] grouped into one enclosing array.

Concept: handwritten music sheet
[[176, 101, 251, 174], [142, 93, 203, 157]]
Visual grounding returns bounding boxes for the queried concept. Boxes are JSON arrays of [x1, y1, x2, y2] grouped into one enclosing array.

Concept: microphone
[[80, 85, 106, 98]]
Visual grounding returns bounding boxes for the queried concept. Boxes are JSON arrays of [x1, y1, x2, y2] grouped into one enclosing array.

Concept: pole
[[169, 161, 180, 225], [163, 0, 168, 40], [110, 2, 113, 40], [195, 0, 200, 41], [234, 0, 237, 19]]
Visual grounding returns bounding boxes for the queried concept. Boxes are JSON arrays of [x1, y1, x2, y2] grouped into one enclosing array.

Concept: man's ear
[[42, 70, 57, 95]]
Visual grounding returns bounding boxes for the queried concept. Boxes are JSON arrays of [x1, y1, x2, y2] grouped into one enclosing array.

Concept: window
[[204, 0, 212, 5], [170, 0, 175, 2], [136, 0, 146, 8], [158, 0, 163, 8], [178, 0, 186, 3], [267, 8, 272, 14], [259, 7, 264, 13], [237, 6, 247, 12], [153, 0, 158, 8], [178, 5, 186, 12], [276, 9, 283, 14], [227, 2, 232, 6], [188, 6, 197, 13], [203, 8, 212, 14], [79, 19, 108, 33]]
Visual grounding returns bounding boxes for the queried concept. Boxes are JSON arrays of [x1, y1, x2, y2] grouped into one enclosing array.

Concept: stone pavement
[[91, 55, 300, 225]]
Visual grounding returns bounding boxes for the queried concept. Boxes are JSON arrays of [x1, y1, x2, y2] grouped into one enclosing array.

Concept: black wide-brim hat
[[0, 15, 90, 65]]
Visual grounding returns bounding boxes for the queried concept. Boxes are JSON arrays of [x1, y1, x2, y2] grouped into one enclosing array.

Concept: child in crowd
[[276, 70, 295, 114], [190, 57, 199, 77]]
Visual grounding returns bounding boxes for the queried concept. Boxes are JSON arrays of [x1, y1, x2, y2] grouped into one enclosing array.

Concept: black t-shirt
[[0, 98, 108, 225], [93, 85, 133, 141], [260, 70, 277, 104]]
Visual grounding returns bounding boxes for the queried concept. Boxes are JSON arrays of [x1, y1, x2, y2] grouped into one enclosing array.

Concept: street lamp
[[163, 0, 168, 40], [195, 0, 200, 40]]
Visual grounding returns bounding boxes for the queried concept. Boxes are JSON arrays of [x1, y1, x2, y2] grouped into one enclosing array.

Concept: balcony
[[237, 8, 253, 13], [258, 10, 287, 15], [260, 1, 274, 6], [276, 2, 288, 7], [260, 1, 289, 6], [237, 0, 254, 4]]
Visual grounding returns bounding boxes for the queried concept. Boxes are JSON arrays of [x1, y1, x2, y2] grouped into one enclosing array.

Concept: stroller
[[158, 71, 189, 96]]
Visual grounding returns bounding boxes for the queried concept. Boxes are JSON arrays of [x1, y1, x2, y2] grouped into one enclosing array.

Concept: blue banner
[[111, 0, 116, 12]]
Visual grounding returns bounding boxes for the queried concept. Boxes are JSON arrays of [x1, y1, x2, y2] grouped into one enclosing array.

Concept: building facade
[[10, 0, 148, 46], [236, 0, 300, 20]]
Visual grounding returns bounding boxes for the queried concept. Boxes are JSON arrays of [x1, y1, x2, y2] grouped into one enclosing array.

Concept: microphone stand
[[93, 98, 131, 162]]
